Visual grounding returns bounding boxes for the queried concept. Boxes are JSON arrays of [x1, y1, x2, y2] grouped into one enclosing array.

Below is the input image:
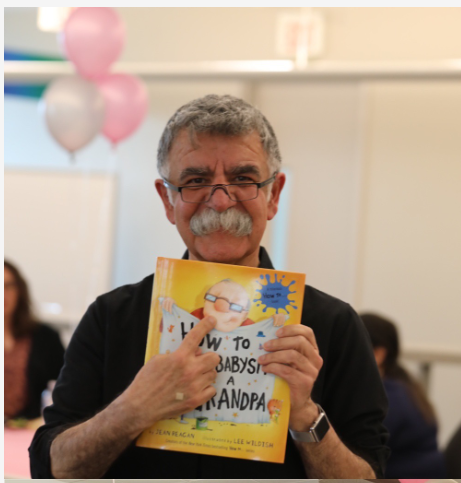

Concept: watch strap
[[289, 404, 330, 443]]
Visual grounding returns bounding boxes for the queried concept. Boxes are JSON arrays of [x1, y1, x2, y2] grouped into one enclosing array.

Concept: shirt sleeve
[[29, 301, 106, 478], [42, 325, 66, 381], [320, 304, 390, 477]]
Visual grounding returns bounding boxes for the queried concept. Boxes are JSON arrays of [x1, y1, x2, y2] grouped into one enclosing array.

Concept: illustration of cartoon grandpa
[[157, 279, 289, 425], [161, 278, 286, 332]]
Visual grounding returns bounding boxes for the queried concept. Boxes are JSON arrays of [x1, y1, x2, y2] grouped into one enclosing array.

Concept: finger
[[177, 383, 218, 416], [264, 336, 322, 370], [262, 362, 317, 391], [268, 326, 318, 353], [276, 325, 319, 351], [264, 333, 310, 355], [185, 369, 218, 399], [179, 316, 216, 354], [203, 368, 218, 385], [197, 351, 221, 371], [194, 384, 217, 409], [187, 377, 218, 409], [258, 349, 316, 374]]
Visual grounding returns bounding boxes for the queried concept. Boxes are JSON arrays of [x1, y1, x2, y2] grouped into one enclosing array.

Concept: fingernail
[[276, 328, 283, 336], [207, 316, 216, 324], [263, 342, 271, 350], [259, 355, 266, 363]]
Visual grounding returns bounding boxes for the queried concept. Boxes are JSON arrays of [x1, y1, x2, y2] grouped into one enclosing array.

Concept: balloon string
[[69, 151, 76, 163]]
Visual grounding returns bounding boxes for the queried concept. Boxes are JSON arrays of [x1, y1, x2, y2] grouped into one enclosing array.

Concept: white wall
[[357, 81, 461, 349], [355, 81, 461, 446], [4, 170, 116, 324], [4, 7, 461, 446], [6, 8, 461, 62]]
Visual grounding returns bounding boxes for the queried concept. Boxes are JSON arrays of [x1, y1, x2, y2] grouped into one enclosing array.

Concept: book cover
[[136, 257, 306, 463]]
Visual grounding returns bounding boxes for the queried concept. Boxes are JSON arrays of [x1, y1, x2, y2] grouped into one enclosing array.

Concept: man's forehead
[[173, 128, 262, 148], [169, 130, 268, 168]]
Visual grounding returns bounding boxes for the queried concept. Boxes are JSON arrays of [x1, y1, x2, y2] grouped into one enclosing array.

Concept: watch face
[[314, 412, 330, 441]]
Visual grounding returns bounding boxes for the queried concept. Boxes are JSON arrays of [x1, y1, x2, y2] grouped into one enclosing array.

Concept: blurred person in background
[[4, 260, 65, 422], [361, 312, 447, 478]]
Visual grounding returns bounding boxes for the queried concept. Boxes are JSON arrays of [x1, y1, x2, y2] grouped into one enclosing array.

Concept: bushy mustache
[[190, 208, 253, 237]]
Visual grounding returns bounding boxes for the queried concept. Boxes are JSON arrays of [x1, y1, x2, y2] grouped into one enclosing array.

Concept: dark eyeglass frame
[[162, 172, 278, 204], [204, 293, 249, 313]]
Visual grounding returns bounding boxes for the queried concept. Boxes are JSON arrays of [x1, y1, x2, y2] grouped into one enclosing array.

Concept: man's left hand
[[258, 324, 323, 430]]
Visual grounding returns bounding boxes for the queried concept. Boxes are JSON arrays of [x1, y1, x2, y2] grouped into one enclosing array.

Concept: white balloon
[[41, 75, 105, 153]]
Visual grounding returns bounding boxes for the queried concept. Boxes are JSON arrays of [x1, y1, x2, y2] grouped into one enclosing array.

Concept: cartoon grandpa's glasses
[[203, 292, 250, 314]]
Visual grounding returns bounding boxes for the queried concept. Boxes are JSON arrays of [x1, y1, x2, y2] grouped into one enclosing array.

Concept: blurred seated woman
[[4, 260, 65, 421], [361, 312, 447, 478]]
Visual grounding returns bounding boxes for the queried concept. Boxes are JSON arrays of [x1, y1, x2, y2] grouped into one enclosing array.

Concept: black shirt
[[29, 247, 389, 478], [10, 323, 65, 420]]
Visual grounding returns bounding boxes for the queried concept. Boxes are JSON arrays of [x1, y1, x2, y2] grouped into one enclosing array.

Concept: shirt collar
[[181, 246, 275, 270]]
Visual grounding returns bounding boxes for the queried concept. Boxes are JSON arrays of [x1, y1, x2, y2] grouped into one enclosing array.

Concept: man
[[30, 94, 389, 478]]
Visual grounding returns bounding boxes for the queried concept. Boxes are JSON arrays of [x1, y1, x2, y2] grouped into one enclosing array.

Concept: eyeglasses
[[162, 173, 278, 204], [204, 293, 248, 313]]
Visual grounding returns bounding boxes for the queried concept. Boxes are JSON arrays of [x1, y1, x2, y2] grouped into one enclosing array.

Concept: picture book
[[136, 257, 306, 463]]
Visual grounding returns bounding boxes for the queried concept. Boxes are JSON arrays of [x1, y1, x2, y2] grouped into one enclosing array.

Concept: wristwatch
[[289, 404, 330, 443]]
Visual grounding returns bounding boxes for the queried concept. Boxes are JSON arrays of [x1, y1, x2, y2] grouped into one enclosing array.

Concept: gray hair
[[157, 94, 282, 178]]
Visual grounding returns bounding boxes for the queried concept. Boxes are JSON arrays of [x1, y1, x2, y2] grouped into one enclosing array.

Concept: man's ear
[[267, 172, 286, 221], [155, 179, 176, 225]]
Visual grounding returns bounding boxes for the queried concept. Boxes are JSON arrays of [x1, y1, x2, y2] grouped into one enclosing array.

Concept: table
[[4, 427, 35, 478]]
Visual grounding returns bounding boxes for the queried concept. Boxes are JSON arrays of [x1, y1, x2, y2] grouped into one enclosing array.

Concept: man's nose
[[206, 186, 237, 212]]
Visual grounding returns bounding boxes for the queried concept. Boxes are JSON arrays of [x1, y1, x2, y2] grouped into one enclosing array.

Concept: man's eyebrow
[[179, 167, 212, 183], [227, 165, 262, 177], [179, 164, 262, 183]]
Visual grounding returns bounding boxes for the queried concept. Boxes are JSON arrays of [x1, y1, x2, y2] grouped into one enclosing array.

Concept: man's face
[[203, 281, 250, 332], [155, 130, 285, 267]]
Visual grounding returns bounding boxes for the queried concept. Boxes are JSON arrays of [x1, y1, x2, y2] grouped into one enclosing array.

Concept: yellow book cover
[[136, 257, 306, 463]]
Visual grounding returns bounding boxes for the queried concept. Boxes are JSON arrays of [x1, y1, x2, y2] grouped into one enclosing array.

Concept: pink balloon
[[62, 7, 124, 80], [96, 74, 149, 144]]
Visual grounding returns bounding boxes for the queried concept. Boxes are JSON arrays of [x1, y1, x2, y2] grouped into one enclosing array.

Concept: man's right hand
[[50, 315, 220, 479], [121, 315, 220, 432]]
